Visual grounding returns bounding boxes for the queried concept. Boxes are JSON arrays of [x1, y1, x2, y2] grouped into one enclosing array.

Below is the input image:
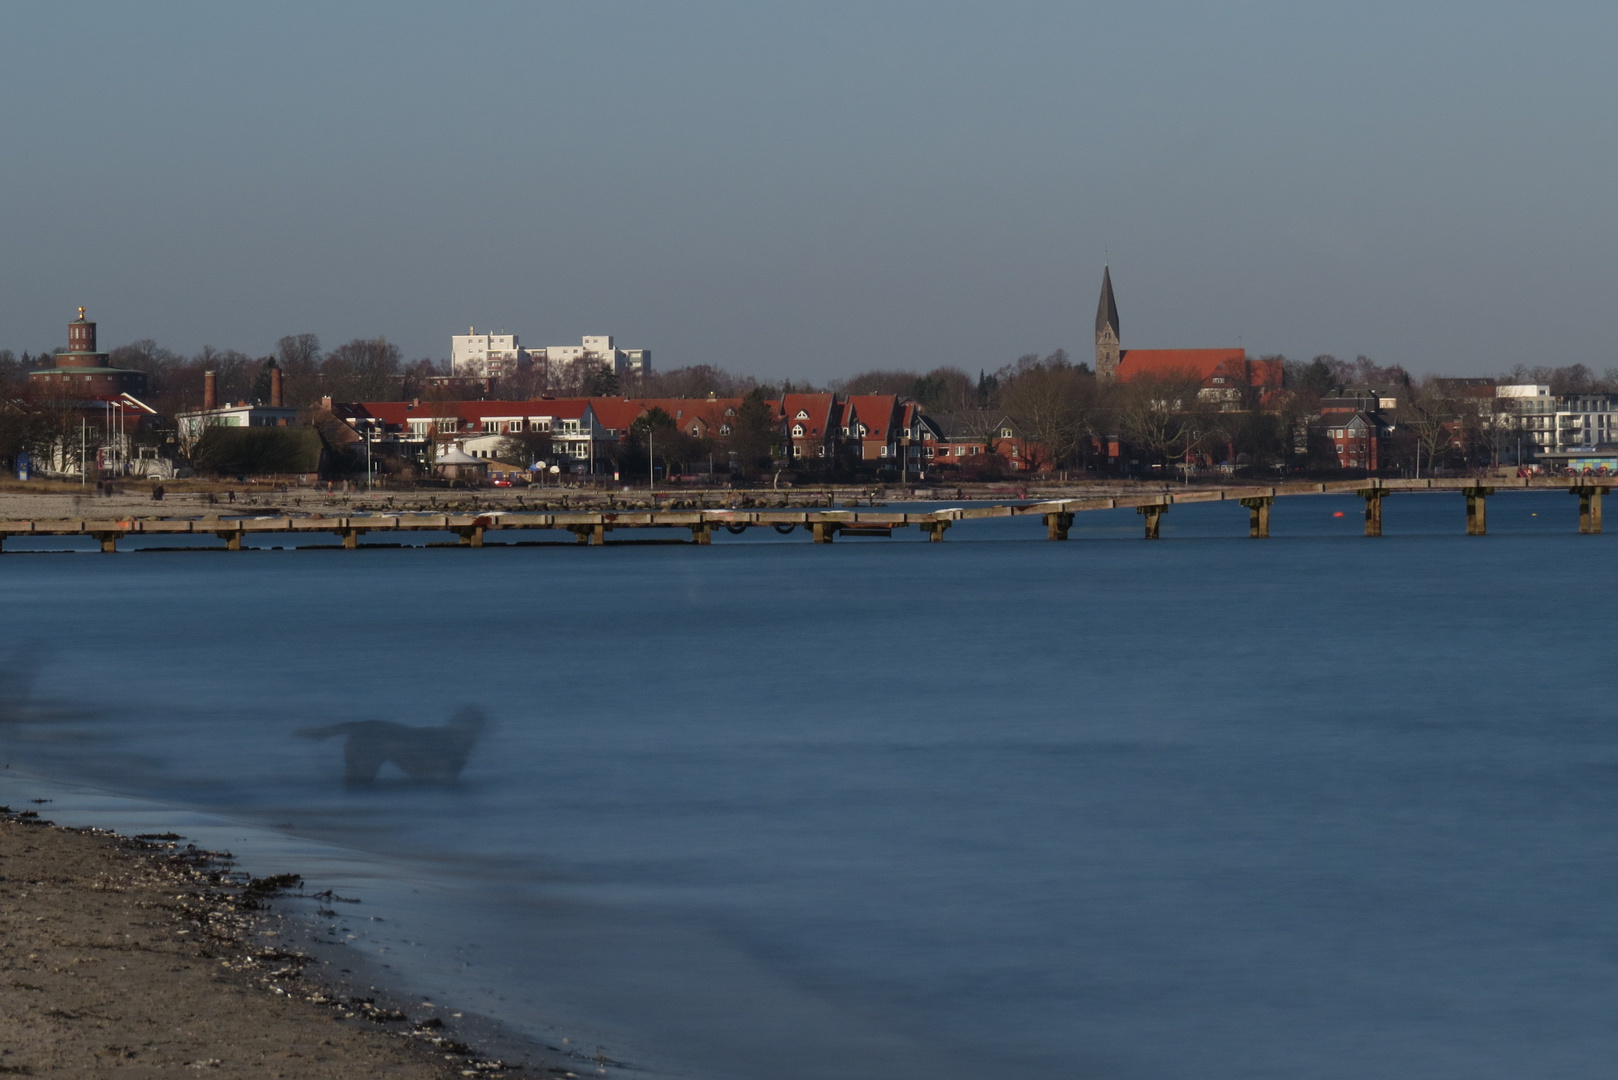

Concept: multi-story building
[[29, 307, 149, 398], [1319, 412, 1387, 471], [529, 335, 651, 386], [449, 328, 653, 387], [26, 308, 158, 477], [450, 328, 525, 380], [1495, 384, 1618, 456]]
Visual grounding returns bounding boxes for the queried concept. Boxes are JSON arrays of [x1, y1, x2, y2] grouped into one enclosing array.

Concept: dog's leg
[[342, 735, 386, 785]]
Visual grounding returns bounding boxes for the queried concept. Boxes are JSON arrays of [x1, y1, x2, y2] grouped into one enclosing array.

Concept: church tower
[[1095, 266, 1121, 381]]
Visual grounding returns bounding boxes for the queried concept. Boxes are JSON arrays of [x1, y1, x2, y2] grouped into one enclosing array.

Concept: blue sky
[[2, 2, 1612, 377]]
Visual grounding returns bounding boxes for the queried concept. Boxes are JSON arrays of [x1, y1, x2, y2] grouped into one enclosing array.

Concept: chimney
[[270, 366, 283, 408], [320, 395, 333, 412], [203, 370, 217, 411]]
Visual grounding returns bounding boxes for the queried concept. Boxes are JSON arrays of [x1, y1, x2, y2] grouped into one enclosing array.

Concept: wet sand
[[0, 809, 523, 1078]]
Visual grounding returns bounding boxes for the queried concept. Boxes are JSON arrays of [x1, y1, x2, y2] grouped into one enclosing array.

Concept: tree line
[[7, 327, 1618, 477]]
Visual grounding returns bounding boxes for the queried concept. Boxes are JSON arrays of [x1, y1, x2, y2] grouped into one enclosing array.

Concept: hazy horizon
[[3, 2, 1613, 379]]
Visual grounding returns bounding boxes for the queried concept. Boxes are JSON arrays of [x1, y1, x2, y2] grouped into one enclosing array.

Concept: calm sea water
[[3, 491, 1616, 1079]]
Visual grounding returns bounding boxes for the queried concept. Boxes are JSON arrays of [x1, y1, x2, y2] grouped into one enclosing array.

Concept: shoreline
[[0, 801, 575, 1078]]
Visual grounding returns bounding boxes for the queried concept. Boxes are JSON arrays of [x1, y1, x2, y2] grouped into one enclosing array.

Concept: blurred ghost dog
[[298, 706, 486, 785]]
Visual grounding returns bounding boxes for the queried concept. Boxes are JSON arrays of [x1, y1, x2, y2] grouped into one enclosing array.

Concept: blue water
[[3, 491, 1616, 1079]]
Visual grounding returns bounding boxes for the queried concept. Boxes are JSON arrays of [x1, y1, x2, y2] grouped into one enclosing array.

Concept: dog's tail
[[295, 723, 361, 741]]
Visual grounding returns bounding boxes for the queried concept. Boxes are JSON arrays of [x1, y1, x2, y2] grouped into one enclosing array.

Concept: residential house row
[[1309, 381, 1618, 472], [327, 393, 1056, 478]]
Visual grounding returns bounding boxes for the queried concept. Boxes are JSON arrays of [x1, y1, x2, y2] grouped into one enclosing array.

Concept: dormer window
[[719, 424, 731, 435], [792, 424, 805, 436], [795, 410, 809, 420]]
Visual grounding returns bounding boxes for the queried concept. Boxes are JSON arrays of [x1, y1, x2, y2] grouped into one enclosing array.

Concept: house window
[[791, 445, 802, 457], [796, 410, 809, 420], [792, 424, 804, 436], [1001, 428, 1012, 438], [719, 424, 731, 435]]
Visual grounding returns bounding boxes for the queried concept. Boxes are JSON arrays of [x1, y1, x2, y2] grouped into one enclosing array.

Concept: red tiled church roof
[[1115, 349, 1247, 382]]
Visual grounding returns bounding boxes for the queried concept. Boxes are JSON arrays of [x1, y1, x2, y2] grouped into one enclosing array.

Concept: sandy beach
[[0, 808, 525, 1078]]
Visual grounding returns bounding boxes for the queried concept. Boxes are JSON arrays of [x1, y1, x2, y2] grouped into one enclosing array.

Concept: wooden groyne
[[0, 477, 1608, 551]]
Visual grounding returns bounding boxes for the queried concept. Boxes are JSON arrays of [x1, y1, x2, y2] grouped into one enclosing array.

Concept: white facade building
[[529, 335, 651, 385], [450, 328, 525, 379], [176, 403, 301, 450], [450, 329, 651, 386], [1496, 384, 1618, 454]]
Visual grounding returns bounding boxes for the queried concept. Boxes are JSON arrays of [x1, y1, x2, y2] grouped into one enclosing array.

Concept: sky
[[2, 2, 1614, 379]]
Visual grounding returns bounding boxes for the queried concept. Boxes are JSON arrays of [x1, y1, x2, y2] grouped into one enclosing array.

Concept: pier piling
[[1044, 512, 1074, 541], [1239, 497, 1272, 538], [1573, 486, 1606, 534], [1137, 504, 1166, 539], [1358, 489, 1384, 537], [1464, 487, 1493, 536]]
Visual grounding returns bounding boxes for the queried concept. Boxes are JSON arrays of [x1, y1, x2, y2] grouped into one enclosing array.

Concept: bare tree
[[277, 334, 323, 377], [1114, 373, 1209, 467], [322, 338, 402, 401], [998, 353, 1098, 468]]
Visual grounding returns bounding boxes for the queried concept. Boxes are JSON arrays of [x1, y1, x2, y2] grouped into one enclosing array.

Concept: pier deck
[[0, 477, 1608, 551]]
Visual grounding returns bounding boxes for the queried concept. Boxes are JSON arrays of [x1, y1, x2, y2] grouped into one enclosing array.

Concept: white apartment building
[[1496, 384, 1618, 454], [528, 335, 652, 384], [450, 328, 525, 379], [450, 329, 651, 386]]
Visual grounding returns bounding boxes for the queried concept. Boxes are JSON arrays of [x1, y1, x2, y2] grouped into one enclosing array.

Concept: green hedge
[[192, 426, 323, 475]]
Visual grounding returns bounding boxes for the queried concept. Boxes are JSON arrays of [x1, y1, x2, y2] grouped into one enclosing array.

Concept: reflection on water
[[3, 492, 1618, 1080]]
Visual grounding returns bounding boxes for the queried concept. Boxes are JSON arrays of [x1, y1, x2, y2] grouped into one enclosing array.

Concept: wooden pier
[[0, 477, 1607, 552]]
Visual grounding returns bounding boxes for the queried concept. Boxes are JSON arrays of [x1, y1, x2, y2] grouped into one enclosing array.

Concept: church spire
[[1096, 265, 1119, 339], [1095, 266, 1121, 380]]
